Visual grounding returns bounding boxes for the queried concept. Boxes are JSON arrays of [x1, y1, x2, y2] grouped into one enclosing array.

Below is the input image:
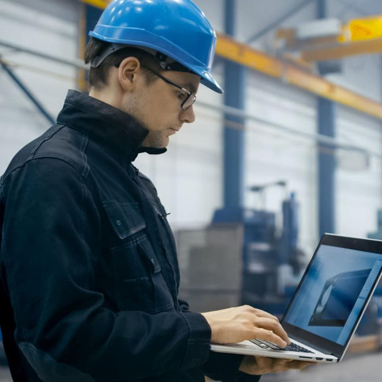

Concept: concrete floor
[[0, 367, 10, 382], [0, 351, 380, 381], [261, 351, 381, 382]]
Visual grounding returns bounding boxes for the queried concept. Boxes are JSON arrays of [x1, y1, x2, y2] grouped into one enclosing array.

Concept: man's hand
[[201, 305, 290, 347], [239, 355, 316, 375]]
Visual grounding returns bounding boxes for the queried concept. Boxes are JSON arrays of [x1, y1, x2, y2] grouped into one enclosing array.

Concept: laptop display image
[[309, 269, 371, 327], [210, 234, 382, 363]]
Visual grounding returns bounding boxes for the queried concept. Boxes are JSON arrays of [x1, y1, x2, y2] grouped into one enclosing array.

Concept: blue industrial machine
[[213, 181, 306, 317], [213, 188, 382, 341]]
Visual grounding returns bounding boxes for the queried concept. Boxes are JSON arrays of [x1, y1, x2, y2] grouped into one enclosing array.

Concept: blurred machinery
[[213, 181, 307, 317], [177, 222, 244, 312], [178, 185, 382, 346], [177, 181, 307, 316]]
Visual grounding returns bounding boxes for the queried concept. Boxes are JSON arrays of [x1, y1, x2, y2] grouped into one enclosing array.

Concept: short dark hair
[[84, 38, 164, 90]]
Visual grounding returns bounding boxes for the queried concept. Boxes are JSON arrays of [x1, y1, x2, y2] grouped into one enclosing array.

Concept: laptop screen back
[[282, 235, 382, 356]]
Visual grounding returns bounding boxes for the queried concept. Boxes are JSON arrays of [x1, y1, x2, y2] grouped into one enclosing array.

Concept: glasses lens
[[182, 94, 197, 111]]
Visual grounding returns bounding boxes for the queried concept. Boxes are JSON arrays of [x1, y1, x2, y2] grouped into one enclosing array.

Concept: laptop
[[210, 234, 382, 363]]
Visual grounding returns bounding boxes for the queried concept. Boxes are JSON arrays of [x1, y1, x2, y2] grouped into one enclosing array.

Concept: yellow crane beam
[[301, 37, 382, 62], [216, 33, 382, 120]]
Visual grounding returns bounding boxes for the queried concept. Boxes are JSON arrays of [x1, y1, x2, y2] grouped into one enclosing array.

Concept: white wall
[[192, 0, 224, 34], [244, 70, 319, 254], [336, 106, 382, 238], [326, 55, 382, 102], [0, 0, 78, 172], [244, 68, 382, 255]]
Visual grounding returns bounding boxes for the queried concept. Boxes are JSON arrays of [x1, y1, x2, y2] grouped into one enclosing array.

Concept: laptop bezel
[[281, 233, 382, 359]]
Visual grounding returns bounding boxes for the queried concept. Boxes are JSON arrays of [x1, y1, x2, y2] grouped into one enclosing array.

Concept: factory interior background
[[0, 0, 382, 380]]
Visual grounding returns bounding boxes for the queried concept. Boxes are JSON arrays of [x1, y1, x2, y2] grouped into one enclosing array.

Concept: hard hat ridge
[[90, 43, 192, 74]]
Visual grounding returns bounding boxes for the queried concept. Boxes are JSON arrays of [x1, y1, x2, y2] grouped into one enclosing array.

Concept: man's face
[[125, 69, 200, 148]]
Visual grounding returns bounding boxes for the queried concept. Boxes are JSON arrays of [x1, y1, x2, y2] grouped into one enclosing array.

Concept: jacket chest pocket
[[103, 201, 174, 313]]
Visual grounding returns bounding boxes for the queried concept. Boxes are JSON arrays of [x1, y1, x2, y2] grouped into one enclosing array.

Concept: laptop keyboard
[[250, 339, 313, 353]]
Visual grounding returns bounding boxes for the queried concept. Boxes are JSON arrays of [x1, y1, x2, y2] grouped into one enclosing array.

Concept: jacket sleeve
[[1, 158, 211, 382]]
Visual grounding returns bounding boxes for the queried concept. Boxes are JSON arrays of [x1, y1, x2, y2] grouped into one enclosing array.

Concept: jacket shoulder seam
[[28, 124, 64, 159]]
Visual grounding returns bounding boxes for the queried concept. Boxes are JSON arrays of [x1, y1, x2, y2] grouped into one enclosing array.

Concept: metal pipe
[[1, 60, 55, 125], [2, 37, 381, 121], [1, 40, 379, 159], [246, 0, 318, 43], [0, 40, 88, 70], [197, 101, 381, 159]]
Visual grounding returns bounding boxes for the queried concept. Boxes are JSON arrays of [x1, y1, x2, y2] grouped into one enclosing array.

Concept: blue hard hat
[[89, 0, 223, 94]]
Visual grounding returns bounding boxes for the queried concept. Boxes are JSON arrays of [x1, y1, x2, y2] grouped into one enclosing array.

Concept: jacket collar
[[57, 90, 166, 162]]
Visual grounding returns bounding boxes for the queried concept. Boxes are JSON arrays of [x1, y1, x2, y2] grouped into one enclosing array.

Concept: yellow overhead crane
[[79, 0, 382, 120], [277, 15, 382, 62]]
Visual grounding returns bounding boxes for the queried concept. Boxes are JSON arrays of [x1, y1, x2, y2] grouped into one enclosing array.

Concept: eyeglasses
[[141, 66, 197, 111]]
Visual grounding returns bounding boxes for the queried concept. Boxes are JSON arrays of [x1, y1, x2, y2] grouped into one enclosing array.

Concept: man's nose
[[180, 105, 196, 124]]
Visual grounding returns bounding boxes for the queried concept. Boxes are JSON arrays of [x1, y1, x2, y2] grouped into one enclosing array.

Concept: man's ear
[[117, 57, 141, 91]]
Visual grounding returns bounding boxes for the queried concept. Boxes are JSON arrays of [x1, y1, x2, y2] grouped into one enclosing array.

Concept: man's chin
[[141, 137, 169, 149]]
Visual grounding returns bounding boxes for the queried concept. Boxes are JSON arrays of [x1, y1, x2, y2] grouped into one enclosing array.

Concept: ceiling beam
[[301, 38, 382, 62], [77, 0, 382, 120], [215, 33, 382, 120]]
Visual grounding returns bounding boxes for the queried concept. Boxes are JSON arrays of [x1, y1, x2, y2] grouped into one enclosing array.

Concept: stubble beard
[[142, 130, 169, 149], [123, 96, 169, 149]]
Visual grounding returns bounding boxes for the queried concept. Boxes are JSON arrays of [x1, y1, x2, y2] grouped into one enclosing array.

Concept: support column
[[317, 0, 336, 237], [85, 5, 102, 42], [318, 99, 336, 236], [223, 0, 246, 213]]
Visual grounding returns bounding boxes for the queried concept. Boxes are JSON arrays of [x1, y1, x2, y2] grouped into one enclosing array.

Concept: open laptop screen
[[282, 235, 382, 355]]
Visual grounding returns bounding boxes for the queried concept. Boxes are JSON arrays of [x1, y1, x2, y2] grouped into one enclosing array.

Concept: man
[[0, 0, 312, 381]]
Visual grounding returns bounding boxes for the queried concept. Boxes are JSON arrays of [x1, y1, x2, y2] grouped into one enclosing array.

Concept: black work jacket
[[0, 91, 260, 382]]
